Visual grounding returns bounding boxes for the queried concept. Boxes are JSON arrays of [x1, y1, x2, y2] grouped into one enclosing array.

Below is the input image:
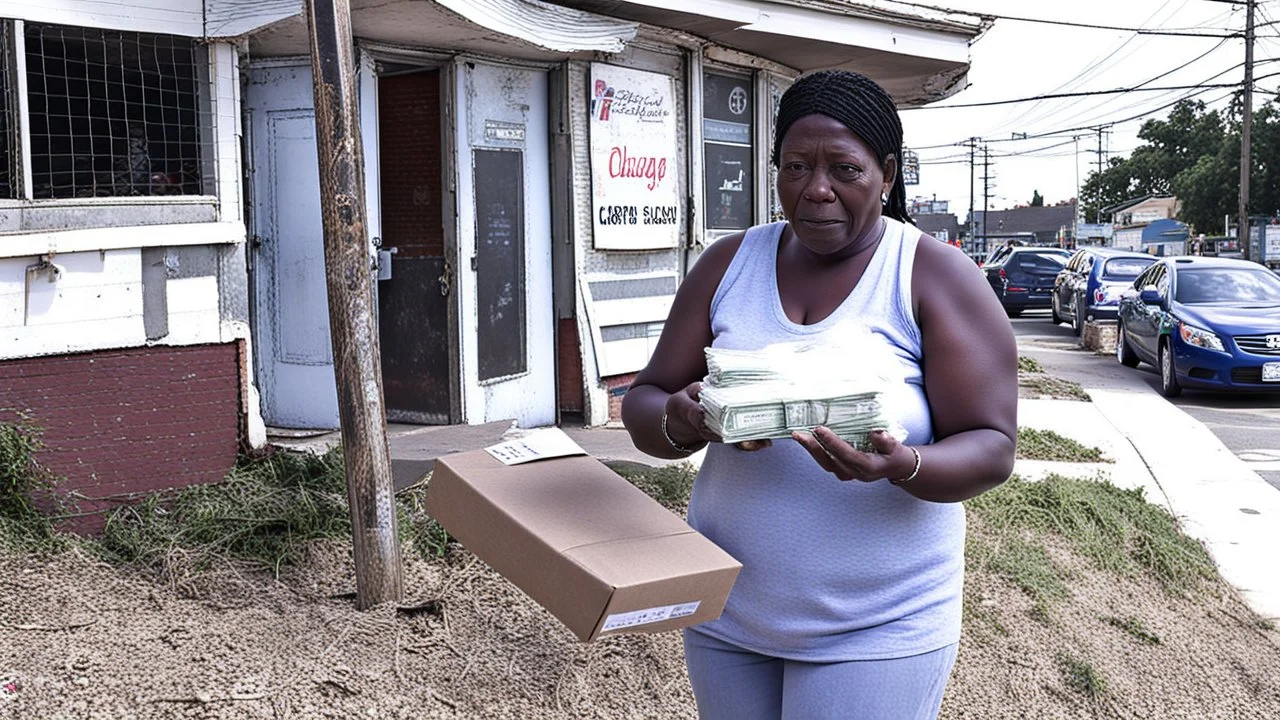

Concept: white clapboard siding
[[161, 275, 221, 346], [0, 249, 146, 358], [589, 295, 673, 329], [213, 43, 243, 224], [203, 0, 301, 37], [580, 272, 676, 378], [0, 0, 203, 36]]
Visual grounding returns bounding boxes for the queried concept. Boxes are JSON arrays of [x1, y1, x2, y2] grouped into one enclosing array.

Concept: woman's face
[[776, 114, 896, 256]]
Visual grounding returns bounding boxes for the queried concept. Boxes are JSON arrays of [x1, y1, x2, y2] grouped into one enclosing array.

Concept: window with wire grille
[[23, 23, 212, 200], [0, 25, 17, 200]]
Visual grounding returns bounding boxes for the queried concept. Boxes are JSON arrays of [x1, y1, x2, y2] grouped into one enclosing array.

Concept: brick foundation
[[557, 318, 584, 415], [604, 373, 638, 423], [0, 343, 242, 532]]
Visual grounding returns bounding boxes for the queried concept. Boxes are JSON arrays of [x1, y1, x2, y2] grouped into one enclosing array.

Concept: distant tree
[[1079, 98, 1280, 233], [1030, 190, 1044, 207]]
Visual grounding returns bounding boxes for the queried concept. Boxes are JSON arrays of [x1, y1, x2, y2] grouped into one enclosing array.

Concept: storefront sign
[[1265, 224, 1280, 262], [484, 120, 526, 143], [589, 64, 681, 250]]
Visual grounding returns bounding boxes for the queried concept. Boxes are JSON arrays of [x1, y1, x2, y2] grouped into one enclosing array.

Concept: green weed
[[1018, 373, 1092, 401], [1018, 356, 1044, 373], [98, 448, 352, 573], [608, 461, 697, 513], [1017, 427, 1110, 463], [973, 533, 1070, 618], [398, 479, 453, 560], [1059, 652, 1108, 699], [0, 410, 59, 548], [1104, 615, 1162, 646], [966, 475, 1217, 620]]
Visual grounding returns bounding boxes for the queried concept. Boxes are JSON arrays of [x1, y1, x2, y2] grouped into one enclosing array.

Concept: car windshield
[[1020, 252, 1067, 268], [1102, 257, 1155, 280], [1174, 267, 1280, 304]]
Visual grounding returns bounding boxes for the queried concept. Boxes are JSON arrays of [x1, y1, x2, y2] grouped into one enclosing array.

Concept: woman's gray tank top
[[687, 218, 965, 662]]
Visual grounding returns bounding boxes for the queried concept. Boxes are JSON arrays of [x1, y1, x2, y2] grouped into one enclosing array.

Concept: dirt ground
[[3, 516, 1279, 720]]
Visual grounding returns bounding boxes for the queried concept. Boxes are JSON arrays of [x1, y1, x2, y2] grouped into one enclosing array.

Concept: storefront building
[[1, 1, 986, 518]]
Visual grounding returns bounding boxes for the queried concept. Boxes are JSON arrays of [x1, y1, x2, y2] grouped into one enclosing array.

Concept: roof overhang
[[218, 0, 638, 61], [553, 0, 988, 105]]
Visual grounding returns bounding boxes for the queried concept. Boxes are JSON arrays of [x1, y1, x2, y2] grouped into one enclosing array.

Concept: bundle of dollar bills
[[699, 335, 907, 449]]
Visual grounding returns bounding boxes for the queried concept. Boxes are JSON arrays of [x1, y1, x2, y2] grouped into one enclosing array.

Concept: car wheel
[[1116, 324, 1139, 368], [1159, 340, 1182, 398], [1050, 295, 1063, 325], [1073, 300, 1086, 338]]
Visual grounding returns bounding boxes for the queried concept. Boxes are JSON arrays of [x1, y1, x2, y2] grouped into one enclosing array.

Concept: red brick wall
[[557, 318, 584, 415], [0, 343, 242, 532], [378, 71, 444, 258], [605, 373, 638, 423]]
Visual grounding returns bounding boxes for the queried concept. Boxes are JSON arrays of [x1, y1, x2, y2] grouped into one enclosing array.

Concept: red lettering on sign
[[608, 146, 668, 191]]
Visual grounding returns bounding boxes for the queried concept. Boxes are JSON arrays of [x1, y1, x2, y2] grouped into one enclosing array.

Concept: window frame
[[700, 63, 757, 239], [0, 18, 223, 239]]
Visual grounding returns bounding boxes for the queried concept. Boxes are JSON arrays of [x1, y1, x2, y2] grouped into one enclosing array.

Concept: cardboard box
[[425, 429, 741, 642]]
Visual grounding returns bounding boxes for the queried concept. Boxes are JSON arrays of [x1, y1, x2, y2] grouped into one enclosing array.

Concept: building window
[[10, 22, 211, 200], [703, 71, 753, 232], [0, 24, 17, 200]]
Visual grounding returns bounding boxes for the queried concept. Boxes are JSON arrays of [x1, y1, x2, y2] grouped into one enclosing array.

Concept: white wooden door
[[248, 63, 339, 429], [454, 61, 555, 427]]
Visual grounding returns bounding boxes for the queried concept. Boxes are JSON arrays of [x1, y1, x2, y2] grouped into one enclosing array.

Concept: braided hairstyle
[[771, 70, 911, 224]]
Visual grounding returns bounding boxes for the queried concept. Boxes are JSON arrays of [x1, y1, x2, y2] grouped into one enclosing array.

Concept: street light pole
[[304, 0, 404, 609]]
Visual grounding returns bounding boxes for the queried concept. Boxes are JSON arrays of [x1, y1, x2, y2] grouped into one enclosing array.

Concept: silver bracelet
[[889, 446, 922, 485], [661, 413, 698, 455]]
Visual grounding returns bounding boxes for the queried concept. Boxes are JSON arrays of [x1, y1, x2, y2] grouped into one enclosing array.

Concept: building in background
[[909, 196, 950, 216], [913, 212, 961, 248], [965, 201, 1078, 259], [0, 0, 988, 524], [1105, 196, 1187, 257]]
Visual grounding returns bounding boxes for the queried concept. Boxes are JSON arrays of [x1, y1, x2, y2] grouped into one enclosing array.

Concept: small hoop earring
[[881, 192, 889, 205]]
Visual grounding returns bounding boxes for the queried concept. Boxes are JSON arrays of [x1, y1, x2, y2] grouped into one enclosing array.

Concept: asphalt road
[[1011, 310, 1280, 492]]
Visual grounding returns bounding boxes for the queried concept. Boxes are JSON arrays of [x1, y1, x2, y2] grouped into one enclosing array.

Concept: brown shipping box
[[425, 433, 741, 642]]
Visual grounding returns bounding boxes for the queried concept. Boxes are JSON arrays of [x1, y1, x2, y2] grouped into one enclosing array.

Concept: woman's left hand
[[792, 427, 914, 483]]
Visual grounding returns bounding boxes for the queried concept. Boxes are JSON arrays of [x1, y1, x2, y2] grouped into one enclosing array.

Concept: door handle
[[439, 260, 452, 297]]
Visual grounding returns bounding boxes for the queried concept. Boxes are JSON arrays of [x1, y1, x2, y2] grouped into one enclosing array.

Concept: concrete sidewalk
[[270, 388, 1280, 621]]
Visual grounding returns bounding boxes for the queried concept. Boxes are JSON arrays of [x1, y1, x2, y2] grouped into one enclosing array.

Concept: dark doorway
[[377, 69, 451, 424]]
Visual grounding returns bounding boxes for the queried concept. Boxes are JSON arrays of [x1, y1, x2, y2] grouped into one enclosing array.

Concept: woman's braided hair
[[771, 70, 911, 224]]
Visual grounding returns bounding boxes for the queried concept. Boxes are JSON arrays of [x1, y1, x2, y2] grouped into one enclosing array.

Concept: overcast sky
[[898, 0, 1275, 221]]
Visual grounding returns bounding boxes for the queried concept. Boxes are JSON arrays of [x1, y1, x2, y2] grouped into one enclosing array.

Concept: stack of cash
[[699, 340, 906, 449]]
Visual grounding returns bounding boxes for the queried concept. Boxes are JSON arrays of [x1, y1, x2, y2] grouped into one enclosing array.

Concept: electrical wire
[[983, 0, 1184, 134], [879, 0, 1241, 36], [916, 61, 1280, 150], [905, 80, 1239, 109]]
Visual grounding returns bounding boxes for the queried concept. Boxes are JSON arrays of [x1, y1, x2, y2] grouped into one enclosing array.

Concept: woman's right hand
[[665, 382, 771, 452]]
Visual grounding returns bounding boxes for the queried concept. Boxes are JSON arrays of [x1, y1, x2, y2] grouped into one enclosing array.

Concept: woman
[[621, 70, 1017, 719]]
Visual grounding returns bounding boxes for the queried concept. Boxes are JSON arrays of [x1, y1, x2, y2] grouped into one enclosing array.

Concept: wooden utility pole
[[968, 138, 977, 255], [304, 0, 403, 609], [1238, 0, 1256, 261], [982, 144, 994, 251]]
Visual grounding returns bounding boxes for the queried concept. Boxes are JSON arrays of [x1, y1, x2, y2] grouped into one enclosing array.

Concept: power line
[[915, 64, 1280, 151], [992, 1, 1231, 134], [880, 0, 1240, 36], [1036, 29, 1237, 130], [904, 81, 1240, 109]]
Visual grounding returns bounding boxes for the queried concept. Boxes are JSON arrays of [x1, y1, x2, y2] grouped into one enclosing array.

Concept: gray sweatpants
[[683, 630, 958, 720]]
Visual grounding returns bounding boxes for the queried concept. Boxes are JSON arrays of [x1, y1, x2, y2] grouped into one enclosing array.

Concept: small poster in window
[[589, 64, 682, 251]]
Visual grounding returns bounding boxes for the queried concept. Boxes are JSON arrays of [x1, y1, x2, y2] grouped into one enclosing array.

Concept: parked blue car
[[1051, 247, 1156, 336], [1116, 257, 1280, 397]]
